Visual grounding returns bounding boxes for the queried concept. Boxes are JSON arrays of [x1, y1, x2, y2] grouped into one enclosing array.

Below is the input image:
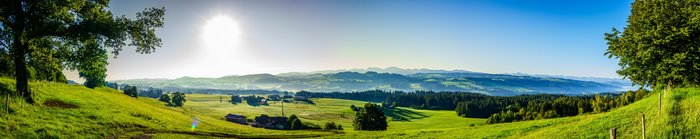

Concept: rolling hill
[[0, 78, 332, 138], [0, 78, 696, 138], [114, 68, 623, 95]]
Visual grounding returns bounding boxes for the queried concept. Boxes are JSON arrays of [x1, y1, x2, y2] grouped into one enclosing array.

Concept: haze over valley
[[114, 67, 631, 95]]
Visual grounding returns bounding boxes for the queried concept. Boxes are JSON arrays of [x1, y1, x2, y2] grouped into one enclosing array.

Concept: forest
[[297, 89, 649, 123]]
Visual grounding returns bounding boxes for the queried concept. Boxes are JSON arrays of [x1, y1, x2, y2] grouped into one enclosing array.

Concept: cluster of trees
[[243, 95, 267, 106], [0, 1, 165, 104], [159, 94, 171, 104], [123, 86, 138, 98], [297, 90, 393, 102], [484, 89, 648, 124], [300, 89, 648, 123], [230, 95, 243, 104], [171, 92, 186, 107], [159, 92, 186, 107], [353, 103, 388, 131], [286, 115, 321, 130], [324, 121, 343, 130], [139, 88, 163, 98]]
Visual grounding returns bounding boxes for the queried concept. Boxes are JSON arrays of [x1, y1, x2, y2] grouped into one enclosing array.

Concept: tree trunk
[[12, 38, 32, 104], [11, 0, 33, 104]]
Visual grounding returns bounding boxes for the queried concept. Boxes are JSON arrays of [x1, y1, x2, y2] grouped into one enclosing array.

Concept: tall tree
[[0, 0, 165, 103], [172, 92, 186, 107], [605, 0, 700, 89], [353, 103, 387, 131]]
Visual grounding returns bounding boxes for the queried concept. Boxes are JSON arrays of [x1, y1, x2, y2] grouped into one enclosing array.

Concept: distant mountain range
[[113, 67, 633, 96]]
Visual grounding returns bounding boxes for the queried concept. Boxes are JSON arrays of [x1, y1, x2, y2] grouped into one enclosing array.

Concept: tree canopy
[[605, 0, 700, 88], [0, 0, 165, 103], [171, 92, 186, 107], [353, 103, 388, 131]]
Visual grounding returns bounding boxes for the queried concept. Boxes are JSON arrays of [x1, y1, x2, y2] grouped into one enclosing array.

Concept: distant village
[[104, 82, 333, 130], [226, 94, 313, 130]]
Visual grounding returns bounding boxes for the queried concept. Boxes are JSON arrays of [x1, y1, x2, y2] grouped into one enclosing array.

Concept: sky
[[64, 0, 634, 82]]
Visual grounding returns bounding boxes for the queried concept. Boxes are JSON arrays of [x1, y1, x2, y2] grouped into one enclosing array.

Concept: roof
[[226, 113, 246, 119]]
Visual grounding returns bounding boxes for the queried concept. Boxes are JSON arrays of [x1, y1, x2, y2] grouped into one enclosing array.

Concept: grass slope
[[330, 88, 700, 138], [186, 94, 486, 132], [1, 77, 697, 138], [0, 78, 332, 138]]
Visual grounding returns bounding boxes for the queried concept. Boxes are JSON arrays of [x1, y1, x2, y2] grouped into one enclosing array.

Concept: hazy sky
[[64, 0, 634, 82]]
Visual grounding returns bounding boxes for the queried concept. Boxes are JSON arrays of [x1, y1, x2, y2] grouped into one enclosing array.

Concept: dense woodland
[[298, 89, 649, 123]]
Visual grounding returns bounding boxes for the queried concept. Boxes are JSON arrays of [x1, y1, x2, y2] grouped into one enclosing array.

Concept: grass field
[[0, 78, 332, 138], [186, 94, 486, 132], [0, 77, 698, 138]]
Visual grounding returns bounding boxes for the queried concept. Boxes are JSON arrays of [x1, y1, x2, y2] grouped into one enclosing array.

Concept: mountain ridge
[[113, 67, 627, 95]]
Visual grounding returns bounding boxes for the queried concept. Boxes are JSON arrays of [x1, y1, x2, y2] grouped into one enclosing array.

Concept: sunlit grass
[[0, 78, 332, 138], [1, 77, 699, 138]]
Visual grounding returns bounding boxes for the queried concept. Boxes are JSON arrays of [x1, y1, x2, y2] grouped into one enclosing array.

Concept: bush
[[290, 119, 302, 130], [324, 121, 343, 130], [123, 86, 138, 98], [303, 122, 321, 129], [159, 94, 171, 104]]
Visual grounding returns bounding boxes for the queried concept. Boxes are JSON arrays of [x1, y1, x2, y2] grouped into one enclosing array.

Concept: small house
[[253, 114, 288, 129], [268, 95, 281, 101], [225, 113, 248, 125], [294, 96, 307, 101]]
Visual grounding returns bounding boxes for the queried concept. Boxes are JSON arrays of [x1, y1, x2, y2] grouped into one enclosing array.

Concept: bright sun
[[202, 15, 242, 48]]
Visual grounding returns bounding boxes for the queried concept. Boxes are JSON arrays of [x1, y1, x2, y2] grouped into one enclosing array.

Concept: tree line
[[483, 89, 648, 124], [297, 89, 648, 123]]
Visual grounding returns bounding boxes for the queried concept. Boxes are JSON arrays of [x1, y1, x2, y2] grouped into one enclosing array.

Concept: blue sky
[[65, 0, 634, 81]]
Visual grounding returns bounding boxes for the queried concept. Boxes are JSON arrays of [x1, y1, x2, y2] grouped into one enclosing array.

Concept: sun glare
[[202, 15, 242, 48]]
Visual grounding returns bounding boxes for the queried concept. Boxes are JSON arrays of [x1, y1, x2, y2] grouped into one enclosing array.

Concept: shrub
[[324, 121, 343, 130]]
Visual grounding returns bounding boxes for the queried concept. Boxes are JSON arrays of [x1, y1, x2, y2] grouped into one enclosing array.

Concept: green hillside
[[0, 78, 331, 138], [186, 94, 486, 133], [0, 77, 696, 138], [329, 88, 699, 138]]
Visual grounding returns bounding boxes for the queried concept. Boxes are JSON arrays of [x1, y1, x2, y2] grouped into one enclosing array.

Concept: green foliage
[[353, 103, 388, 131], [485, 90, 648, 124], [604, 0, 700, 88], [123, 86, 138, 98], [75, 39, 107, 88], [282, 115, 320, 130], [0, 0, 165, 101], [290, 119, 303, 130], [230, 95, 242, 104], [243, 95, 266, 106], [171, 92, 186, 107], [324, 121, 343, 130], [26, 39, 67, 83], [159, 93, 171, 104]]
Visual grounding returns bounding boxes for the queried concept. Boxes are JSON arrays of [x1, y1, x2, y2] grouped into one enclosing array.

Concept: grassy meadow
[[1, 77, 699, 138], [186, 94, 486, 132], [0, 78, 332, 138]]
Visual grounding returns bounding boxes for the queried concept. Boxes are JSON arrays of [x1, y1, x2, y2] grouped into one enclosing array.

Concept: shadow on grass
[[383, 107, 429, 122]]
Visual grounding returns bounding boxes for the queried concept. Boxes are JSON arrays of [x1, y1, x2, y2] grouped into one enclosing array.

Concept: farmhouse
[[268, 95, 281, 101], [294, 96, 307, 101], [225, 113, 248, 125], [253, 114, 287, 129]]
